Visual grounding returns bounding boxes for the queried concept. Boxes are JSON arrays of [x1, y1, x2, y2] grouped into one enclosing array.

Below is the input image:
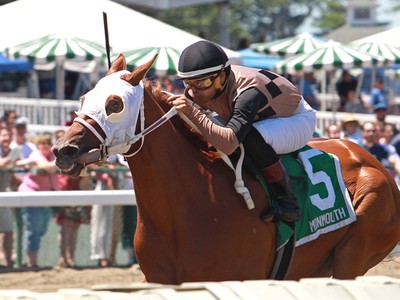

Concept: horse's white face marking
[[77, 70, 144, 153]]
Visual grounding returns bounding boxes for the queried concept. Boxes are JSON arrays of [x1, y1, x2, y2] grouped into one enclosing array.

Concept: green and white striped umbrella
[[350, 41, 400, 65], [349, 41, 400, 90], [6, 34, 106, 64], [250, 32, 326, 57], [115, 47, 182, 76], [274, 40, 385, 74], [5, 34, 107, 99]]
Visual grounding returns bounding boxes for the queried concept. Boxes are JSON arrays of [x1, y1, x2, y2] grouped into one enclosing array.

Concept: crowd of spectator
[[299, 68, 400, 185], [323, 112, 400, 185], [291, 69, 393, 116], [0, 109, 137, 271]]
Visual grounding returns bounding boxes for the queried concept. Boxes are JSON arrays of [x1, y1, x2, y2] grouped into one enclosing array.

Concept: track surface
[[0, 258, 399, 292]]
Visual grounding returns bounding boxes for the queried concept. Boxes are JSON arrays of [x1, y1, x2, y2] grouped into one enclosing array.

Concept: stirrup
[[260, 208, 279, 223], [261, 204, 302, 223]]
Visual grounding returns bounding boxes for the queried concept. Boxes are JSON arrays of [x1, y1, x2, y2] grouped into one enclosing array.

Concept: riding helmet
[[177, 41, 230, 79]]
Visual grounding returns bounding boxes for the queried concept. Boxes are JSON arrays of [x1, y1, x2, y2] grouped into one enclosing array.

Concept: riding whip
[[103, 11, 111, 69]]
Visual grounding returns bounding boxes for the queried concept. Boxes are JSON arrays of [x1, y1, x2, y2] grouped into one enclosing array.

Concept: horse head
[[52, 54, 157, 176]]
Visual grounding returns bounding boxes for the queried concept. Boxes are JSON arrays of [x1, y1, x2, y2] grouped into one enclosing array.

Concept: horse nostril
[[59, 145, 80, 158], [52, 146, 59, 156]]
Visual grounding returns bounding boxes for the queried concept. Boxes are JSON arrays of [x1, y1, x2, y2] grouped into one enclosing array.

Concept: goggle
[[183, 74, 219, 90]]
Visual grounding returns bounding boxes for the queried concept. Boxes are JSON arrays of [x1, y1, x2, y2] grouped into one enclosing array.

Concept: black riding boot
[[260, 161, 302, 223]]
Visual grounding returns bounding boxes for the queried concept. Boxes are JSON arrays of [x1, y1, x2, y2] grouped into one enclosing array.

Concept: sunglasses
[[183, 74, 220, 90]]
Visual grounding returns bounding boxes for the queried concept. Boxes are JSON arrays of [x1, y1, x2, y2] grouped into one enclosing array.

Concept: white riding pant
[[253, 97, 316, 155]]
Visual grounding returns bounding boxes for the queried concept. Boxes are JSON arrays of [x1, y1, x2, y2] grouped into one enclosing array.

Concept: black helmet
[[177, 41, 230, 79]]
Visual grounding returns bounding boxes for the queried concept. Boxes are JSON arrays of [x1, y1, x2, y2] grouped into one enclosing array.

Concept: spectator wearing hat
[[341, 113, 362, 144], [10, 117, 37, 190], [11, 117, 36, 158], [374, 103, 388, 123], [167, 40, 317, 222]]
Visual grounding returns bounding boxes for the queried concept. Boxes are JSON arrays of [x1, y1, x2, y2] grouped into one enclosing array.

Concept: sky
[[378, 0, 400, 28]]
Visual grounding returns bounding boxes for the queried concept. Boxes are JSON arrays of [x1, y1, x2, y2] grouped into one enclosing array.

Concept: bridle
[[73, 92, 178, 164]]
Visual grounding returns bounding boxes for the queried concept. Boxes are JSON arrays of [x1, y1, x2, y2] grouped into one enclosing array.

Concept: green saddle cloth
[[276, 145, 357, 249]]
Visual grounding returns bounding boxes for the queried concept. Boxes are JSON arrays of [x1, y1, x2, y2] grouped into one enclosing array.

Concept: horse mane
[[143, 79, 221, 160]]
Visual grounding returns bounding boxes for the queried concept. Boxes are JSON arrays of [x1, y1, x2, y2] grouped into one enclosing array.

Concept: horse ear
[[107, 54, 126, 75], [120, 54, 157, 86]]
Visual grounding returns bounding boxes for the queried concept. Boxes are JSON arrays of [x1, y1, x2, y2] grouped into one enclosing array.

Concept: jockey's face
[[185, 72, 226, 105], [183, 73, 220, 90]]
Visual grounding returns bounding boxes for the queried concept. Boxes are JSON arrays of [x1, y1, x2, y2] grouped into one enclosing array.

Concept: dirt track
[[0, 258, 399, 293]]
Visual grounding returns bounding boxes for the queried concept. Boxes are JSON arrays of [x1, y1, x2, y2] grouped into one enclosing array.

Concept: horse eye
[[112, 101, 119, 110], [105, 98, 123, 115]]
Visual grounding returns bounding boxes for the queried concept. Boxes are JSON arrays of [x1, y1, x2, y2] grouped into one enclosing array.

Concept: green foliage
[[312, 0, 346, 33], [145, 0, 326, 49], [126, 0, 400, 47], [389, 0, 400, 11]]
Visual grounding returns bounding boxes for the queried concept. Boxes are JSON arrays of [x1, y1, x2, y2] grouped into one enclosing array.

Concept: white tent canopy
[[351, 26, 400, 48]]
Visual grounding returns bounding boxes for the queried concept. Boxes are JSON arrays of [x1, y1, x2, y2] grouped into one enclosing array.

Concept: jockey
[[168, 40, 316, 222]]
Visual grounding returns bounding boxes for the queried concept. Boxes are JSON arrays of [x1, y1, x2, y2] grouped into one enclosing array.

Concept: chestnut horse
[[53, 54, 400, 284]]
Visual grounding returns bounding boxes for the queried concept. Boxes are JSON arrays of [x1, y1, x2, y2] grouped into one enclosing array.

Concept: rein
[[117, 105, 178, 157], [74, 89, 254, 209], [178, 111, 255, 210]]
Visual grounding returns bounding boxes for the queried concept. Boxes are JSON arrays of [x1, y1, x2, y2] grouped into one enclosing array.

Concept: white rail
[[0, 190, 136, 207], [2, 96, 400, 135], [0, 97, 78, 127], [315, 111, 400, 134]]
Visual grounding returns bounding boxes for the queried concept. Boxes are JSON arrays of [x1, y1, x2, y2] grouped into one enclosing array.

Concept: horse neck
[[125, 85, 268, 239], [126, 86, 214, 218]]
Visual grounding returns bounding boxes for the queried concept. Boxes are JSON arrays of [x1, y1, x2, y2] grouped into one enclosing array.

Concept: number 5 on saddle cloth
[[271, 145, 356, 250]]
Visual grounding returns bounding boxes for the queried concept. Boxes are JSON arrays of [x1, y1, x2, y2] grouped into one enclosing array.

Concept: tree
[[312, 0, 346, 35], [136, 0, 331, 48], [389, 0, 400, 11]]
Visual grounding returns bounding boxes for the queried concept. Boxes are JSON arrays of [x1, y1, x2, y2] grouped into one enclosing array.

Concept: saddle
[[228, 145, 357, 279]]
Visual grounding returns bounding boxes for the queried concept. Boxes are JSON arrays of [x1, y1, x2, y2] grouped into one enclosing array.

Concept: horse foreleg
[[330, 222, 399, 279], [310, 254, 334, 277]]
